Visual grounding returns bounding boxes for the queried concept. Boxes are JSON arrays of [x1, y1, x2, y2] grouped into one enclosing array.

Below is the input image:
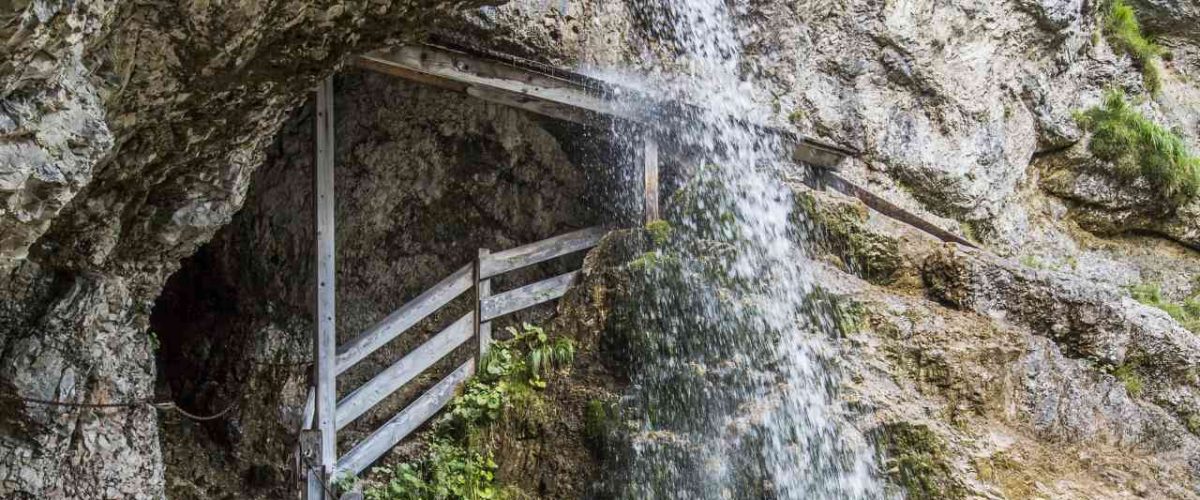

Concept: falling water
[[593, 1, 888, 498]]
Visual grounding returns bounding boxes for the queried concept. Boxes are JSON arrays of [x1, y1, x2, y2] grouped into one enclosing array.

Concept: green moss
[[793, 191, 904, 285], [1076, 89, 1200, 207], [1130, 282, 1200, 332], [1113, 359, 1144, 397], [645, 220, 673, 246], [1103, 0, 1165, 95], [873, 423, 967, 499], [583, 399, 617, 457], [1186, 414, 1200, 435]]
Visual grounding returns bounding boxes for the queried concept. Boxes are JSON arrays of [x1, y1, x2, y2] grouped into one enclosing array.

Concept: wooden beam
[[335, 264, 473, 375], [819, 171, 977, 248], [480, 271, 579, 321], [334, 312, 474, 431], [335, 359, 475, 477], [478, 226, 605, 279], [313, 75, 337, 489], [475, 249, 493, 366], [643, 135, 659, 223], [356, 44, 855, 169], [299, 429, 324, 500]]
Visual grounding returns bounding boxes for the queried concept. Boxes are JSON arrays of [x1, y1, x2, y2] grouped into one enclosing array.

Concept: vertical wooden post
[[313, 75, 337, 499], [300, 429, 325, 500], [643, 134, 659, 223], [474, 248, 493, 368]]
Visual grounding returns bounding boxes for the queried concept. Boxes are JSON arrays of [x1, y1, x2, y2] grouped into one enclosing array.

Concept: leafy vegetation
[[1129, 282, 1200, 332], [1103, 0, 1164, 94], [1075, 89, 1200, 207], [1112, 359, 1144, 397], [360, 323, 575, 500], [645, 220, 673, 246]]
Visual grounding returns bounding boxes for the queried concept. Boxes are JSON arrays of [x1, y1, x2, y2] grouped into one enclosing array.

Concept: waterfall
[[593, 1, 889, 498]]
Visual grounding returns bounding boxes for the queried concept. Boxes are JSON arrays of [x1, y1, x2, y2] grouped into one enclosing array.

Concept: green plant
[[1076, 89, 1200, 207], [1103, 0, 1165, 94], [583, 398, 616, 456], [364, 441, 498, 500], [1187, 414, 1200, 435], [1019, 255, 1046, 270], [363, 323, 574, 500], [333, 472, 359, 495], [1113, 359, 1144, 396], [1129, 282, 1200, 332], [147, 330, 160, 351]]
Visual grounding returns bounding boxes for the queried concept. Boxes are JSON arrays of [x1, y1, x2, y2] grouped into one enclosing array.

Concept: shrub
[[1076, 89, 1200, 207], [1103, 0, 1164, 94]]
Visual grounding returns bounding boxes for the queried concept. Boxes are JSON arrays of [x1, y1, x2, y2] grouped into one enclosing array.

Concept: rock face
[[0, 1, 497, 498], [2, 0, 1200, 498]]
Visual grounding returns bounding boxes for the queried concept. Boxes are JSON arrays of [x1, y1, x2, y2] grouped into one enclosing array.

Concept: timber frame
[[302, 39, 977, 500]]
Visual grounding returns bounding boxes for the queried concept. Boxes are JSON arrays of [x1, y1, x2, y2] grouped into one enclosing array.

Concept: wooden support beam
[[335, 263, 473, 375], [335, 312, 474, 431], [475, 249, 493, 366], [479, 271, 579, 322], [313, 75, 337, 493], [477, 226, 605, 279], [356, 44, 853, 169], [299, 429, 324, 500], [643, 135, 659, 223], [819, 171, 976, 248], [336, 359, 475, 476]]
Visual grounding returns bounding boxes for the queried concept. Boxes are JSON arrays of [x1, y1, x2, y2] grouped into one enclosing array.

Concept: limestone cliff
[[2, 0, 1200, 498]]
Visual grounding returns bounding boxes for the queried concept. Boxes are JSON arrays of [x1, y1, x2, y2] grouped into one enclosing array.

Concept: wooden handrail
[[480, 270, 580, 322], [335, 312, 474, 431], [478, 226, 605, 279], [336, 359, 475, 476], [335, 264, 473, 374]]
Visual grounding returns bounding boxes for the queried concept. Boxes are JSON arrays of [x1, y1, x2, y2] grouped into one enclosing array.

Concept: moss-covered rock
[[792, 188, 905, 286], [872, 423, 967, 499]]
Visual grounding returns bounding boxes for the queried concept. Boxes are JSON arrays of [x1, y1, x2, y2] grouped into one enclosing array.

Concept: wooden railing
[[298, 226, 605, 497]]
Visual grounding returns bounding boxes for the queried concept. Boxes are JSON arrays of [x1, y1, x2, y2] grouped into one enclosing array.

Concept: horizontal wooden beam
[[335, 264, 473, 375], [335, 312, 474, 431], [336, 359, 474, 477], [480, 271, 579, 321], [356, 44, 852, 169], [478, 226, 605, 279]]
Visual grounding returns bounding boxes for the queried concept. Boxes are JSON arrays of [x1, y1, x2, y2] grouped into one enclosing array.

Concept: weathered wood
[[643, 135, 660, 223], [480, 271, 579, 321], [335, 264, 473, 374], [336, 359, 475, 476], [335, 312, 474, 431], [357, 44, 855, 169], [478, 226, 605, 279], [313, 75, 338, 482], [475, 249, 493, 366], [301, 387, 315, 431], [819, 171, 977, 248], [357, 46, 635, 121], [299, 429, 324, 500]]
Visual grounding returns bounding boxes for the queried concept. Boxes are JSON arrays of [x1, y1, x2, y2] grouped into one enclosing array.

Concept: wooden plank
[[357, 44, 855, 169], [357, 46, 638, 121], [480, 271, 579, 322], [313, 75, 338, 481], [475, 249, 493, 364], [335, 312, 474, 431], [335, 359, 475, 477], [643, 135, 660, 223], [478, 226, 605, 279], [301, 386, 315, 431], [820, 171, 977, 248], [299, 430, 324, 500], [335, 264, 473, 375]]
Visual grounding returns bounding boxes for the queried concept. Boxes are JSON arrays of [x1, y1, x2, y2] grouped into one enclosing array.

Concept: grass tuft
[[1130, 282, 1200, 332], [1103, 0, 1165, 95], [1076, 89, 1200, 207]]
